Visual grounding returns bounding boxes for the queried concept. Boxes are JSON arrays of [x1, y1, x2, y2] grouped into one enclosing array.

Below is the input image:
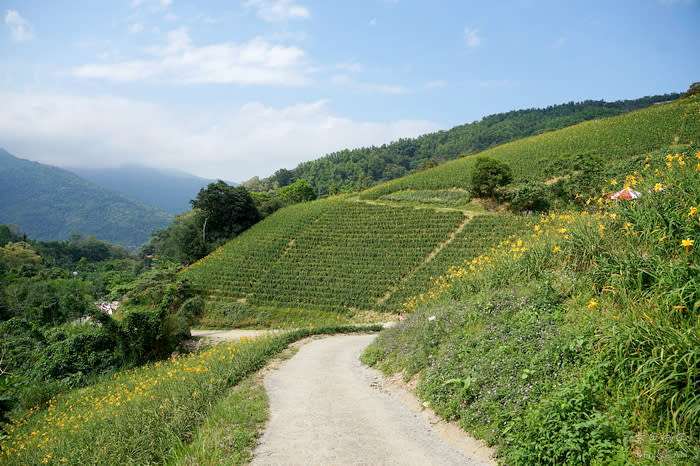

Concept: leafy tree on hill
[[276, 178, 317, 204], [470, 156, 513, 198], [191, 181, 262, 245]]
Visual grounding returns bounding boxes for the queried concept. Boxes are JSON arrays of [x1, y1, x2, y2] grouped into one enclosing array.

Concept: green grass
[[363, 145, 700, 464], [0, 324, 382, 465], [169, 375, 268, 465]]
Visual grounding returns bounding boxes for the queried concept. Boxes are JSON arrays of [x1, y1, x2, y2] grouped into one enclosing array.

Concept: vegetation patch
[[363, 145, 700, 464], [0, 325, 382, 464]]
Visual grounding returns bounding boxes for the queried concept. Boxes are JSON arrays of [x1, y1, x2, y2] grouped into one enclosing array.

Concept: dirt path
[[252, 334, 494, 465], [190, 328, 273, 344]]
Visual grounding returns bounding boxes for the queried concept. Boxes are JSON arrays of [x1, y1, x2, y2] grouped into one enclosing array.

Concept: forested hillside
[[255, 93, 679, 196], [0, 149, 173, 250]]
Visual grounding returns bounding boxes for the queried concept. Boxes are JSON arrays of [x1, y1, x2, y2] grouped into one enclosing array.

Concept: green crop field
[[361, 95, 700, 199], [182, 198, 468, 314]]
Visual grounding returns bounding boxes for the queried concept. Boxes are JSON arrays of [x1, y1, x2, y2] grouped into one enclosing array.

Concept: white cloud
[[330, 74, 409, 94], [245, 0, 310, 22], [5, 10, 35, 41], [479, 79, 517, 88], [129, 23, 144, 33], [464, 27, 481, 48], [552, 37, 566, 48], [425, 80, 446, 89], [131, 0, 172, 9], [0, 92, 440, 181], [369, 18, 377, 26], [72, 27, 310, 86]]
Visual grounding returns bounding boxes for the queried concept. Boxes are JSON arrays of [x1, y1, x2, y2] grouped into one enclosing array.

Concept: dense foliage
[[143, 181, 262, 265], [249, 94, 679, 196], [0, 149, 173, 250]]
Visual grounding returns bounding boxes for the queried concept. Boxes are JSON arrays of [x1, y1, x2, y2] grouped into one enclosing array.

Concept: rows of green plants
[[382, 214, 535, 310], [249, 201, 465, 311], [363, 146, 700, 464], [182, 200, 328, 298], [377, 188, 472, 208], [361, 95, 700, 200], [0, 325, 382, 464], [184, 198, 467, 314]]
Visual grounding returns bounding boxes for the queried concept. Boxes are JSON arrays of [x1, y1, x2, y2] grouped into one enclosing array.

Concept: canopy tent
[[607, 187, 642, 200]]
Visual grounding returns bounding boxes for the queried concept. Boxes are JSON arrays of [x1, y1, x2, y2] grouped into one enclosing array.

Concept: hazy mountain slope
[[0, 149, 173, 249], [68, 165, 235, 215]]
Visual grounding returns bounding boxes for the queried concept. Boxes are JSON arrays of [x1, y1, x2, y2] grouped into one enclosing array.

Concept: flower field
[[361, 95, 700, 200], [0, 325, 381, 464]]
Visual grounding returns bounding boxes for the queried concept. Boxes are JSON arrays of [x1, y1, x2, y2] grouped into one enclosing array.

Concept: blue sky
[[1, 0, 699, 182]]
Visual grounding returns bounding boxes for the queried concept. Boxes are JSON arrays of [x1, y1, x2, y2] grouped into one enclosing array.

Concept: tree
[[276, 178, 317, 204], [0, 242, 42, 270], [470, 156, 513, 198], [190, 181, 262, 244]]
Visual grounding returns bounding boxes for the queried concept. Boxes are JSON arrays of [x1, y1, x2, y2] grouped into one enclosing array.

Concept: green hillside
[[0, 149, 173, 250], [253, 93, 680, 196], [183, 94, 700, 322], [361, 95, 700, 199]]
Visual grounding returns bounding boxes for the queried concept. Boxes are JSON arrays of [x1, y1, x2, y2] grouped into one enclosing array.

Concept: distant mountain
[[0, 149, 173, 250], [67, 165, 235, 215]]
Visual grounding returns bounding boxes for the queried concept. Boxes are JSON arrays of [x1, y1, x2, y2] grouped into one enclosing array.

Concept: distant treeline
[[247, 93, 680, 196]]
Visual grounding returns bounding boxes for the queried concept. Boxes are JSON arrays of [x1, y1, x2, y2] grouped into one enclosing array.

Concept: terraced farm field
[[361, 95, 700, 199], [183, 198, 469, 314], [382, 214, 535, 310]]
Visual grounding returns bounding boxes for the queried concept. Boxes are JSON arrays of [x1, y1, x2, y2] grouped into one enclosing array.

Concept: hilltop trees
[[470, 156, 513, 198], [144, 181, 263, 265], [276, 178, 317, 204]]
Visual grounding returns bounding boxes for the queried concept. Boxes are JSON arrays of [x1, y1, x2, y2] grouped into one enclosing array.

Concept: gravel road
[[252, 334, 494, 465]]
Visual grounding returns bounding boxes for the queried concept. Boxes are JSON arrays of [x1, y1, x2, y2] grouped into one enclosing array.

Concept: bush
[[470, 156, 513, 198]]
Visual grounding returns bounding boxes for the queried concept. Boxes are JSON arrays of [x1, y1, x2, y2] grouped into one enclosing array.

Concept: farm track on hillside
[[251, 334, 494, 465]]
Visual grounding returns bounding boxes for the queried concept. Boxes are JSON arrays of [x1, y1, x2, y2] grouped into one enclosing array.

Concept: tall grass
[[364, 145, 700, 463], [0, 324, 381, 464]]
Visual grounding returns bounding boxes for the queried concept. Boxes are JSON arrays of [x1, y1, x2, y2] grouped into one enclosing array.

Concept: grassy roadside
[[0, 325, 382, 465], [362, 146, 700, 464]]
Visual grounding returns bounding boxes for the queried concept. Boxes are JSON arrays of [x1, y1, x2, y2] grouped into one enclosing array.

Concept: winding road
[[250, 334, 494, 465]]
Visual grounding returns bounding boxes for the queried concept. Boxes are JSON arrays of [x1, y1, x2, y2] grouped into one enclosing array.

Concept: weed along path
[[252, 333, 494, 465]]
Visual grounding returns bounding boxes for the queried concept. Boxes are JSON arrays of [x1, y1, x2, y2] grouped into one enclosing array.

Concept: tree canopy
[[191, 181, 262, 244], [470, 157, 513, 198]]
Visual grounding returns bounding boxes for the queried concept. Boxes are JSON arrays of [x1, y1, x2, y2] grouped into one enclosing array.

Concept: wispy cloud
[[5, 10, 35, 42], [464, 26, 481, 48], [131, 0, 172, 9], [0, 91, 439, 181], [425, 80, 446, 89], [128, 23, 144, 34], [331, 74, 409, 94], [369, 18, 377, 26], [72, 27, 310, 86], [245, 0, 310, 22], [479, 79, 518, 88], [552, 37, 566, 48]]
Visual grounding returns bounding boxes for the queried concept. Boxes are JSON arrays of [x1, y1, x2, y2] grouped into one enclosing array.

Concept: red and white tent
[[607, 188, 642, 200]]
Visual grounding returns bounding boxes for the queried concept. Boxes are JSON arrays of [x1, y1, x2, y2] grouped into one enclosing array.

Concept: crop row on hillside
[[184, 199, 467, 313], [383, 214, 535, 310], [361, 95, 700, 199]]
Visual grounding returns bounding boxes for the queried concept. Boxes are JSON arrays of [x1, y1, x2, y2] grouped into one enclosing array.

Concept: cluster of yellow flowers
[[402, 147, 699, 313], [1, 335, 261, 462]]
